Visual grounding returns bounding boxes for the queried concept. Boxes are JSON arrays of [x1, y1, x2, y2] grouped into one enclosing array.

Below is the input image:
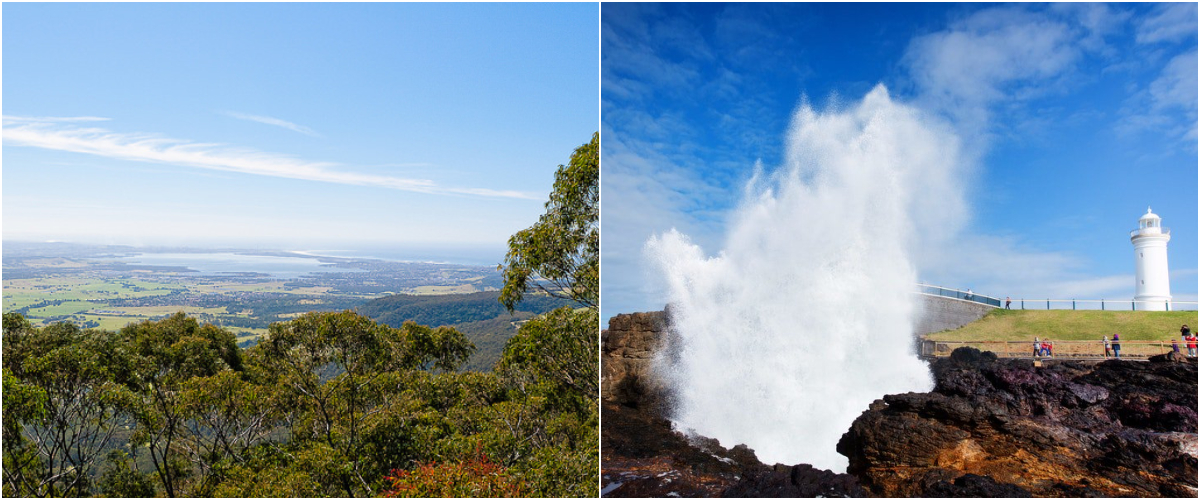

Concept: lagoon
[[103, 252, 358, 279]]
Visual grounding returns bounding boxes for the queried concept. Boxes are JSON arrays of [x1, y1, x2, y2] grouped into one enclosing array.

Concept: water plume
[[646, 84, 965, 472]]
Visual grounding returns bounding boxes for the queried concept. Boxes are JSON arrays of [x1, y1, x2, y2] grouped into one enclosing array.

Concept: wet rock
[[922, 473, 1032, 497], [839, 347, 1199, 497], [722, 463, 866, 498]]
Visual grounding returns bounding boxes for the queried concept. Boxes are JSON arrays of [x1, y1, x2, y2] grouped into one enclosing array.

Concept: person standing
[[1187, 334, 1197, 357], [1112, 333, 1121, 359], [1033, 337, 1041, 358], [1181, 324, 1190, 342], [1005, 297, 1012, 309], [1103, 336, 1111, 358]]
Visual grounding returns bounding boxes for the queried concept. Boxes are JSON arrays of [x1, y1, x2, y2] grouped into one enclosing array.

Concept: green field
[[3, 277, 183, 311], [926, 309, 1198, 342]]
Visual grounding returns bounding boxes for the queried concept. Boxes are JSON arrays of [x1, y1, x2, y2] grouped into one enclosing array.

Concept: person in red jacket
[[1187, 335, 1197, 357]]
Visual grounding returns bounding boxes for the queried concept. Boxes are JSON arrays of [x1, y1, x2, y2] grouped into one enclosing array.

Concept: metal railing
[[916, 284, 1001, 307], [915, 284, 1198, 311], [1129, 227, 1170, 238], [921, 339, 1197, 360], [1003, 298, 1198, 311]]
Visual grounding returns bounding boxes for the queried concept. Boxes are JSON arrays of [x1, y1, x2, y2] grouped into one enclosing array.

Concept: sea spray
[[646, 85, 965, 472]]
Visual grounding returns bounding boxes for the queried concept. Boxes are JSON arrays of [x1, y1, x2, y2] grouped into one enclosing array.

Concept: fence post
[[1047, 299, 1050, 310], [1101, 300, 1104, 311], [1021, 300, 1025, 310], [1166, 300, 1170, 311], [1072, 300, 1076, 310], [1132, 300, 1136, 311], [1160, 341, 1165, 355]]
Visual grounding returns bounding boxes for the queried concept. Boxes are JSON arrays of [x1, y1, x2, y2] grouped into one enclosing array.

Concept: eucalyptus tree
[[175, 368, 280, 496], [120, 312, 243, 497], [500, 132, 599, 311], [253, 310, 473, 497], [491, 133, 601, 497], [1, 316, 137, 497]]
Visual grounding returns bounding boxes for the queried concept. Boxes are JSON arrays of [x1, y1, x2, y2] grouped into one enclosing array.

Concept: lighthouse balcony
[[1130, 227, 1169, 238]]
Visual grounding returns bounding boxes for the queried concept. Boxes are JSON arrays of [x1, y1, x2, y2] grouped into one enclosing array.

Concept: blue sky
[[4, 3, 598, 257], [602, 3, 1198, 323]]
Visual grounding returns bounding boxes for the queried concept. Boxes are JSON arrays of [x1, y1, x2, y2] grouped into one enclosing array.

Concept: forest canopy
[[2, 133, 600, 498]]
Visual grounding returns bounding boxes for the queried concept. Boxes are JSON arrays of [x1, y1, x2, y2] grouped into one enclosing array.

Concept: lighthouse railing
[[1130, 227, 1170, 238]]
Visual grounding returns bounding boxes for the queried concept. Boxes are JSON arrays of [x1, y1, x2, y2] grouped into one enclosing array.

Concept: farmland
[[2, 242, 504, 343]]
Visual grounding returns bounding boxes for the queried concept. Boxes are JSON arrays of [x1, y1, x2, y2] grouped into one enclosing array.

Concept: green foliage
[[2, 368, 47, 497], [498, 307, 598, 416], [359, 290, 573, 329], [357, 291, 573, 371], [97, 451, 156, 498], [250, 310, 475, 496], [121, 312, 244, 497], [2, 321, 136, 497], [500, 133, 599, 311]]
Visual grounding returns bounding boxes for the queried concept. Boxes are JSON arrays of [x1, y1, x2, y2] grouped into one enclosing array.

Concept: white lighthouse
[[1130, 207, 1171, 311]]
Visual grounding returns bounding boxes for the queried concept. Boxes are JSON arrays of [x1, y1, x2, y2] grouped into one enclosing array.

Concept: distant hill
[[357, 290, 576, 370]]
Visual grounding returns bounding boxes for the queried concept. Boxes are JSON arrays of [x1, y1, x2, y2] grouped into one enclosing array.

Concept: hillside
[[924, 309, 1198, 342], [357, 290, 576, 370]]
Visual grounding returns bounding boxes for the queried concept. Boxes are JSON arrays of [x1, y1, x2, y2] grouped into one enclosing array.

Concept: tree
[[500, 132, 599, 311], [2, 320, 136, 497], [121, 313, 243, 497], [492, 307, 599, 497], [252, 310, 474, 497]]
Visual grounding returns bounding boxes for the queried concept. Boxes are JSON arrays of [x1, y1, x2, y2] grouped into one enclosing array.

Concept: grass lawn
[[926, 309, 1198, 342]]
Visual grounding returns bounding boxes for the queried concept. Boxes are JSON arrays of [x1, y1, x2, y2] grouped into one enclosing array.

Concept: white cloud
[[1117, 49, 1198, 142], [2, 117, 537, 200], [903, 6, 1079, 146], [3, 115, 110, 123], [1135, 3, 1198, 44], [221, 111, 321, 137]]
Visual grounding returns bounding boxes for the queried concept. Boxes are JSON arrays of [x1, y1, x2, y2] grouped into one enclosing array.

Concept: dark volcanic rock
[[722, 463, 867, 498], [923, 473, 1033, 497], [838, 347, 1199, 497]]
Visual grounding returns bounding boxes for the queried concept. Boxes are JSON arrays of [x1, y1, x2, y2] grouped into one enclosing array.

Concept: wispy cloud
[[2, 116, 537, 200], [4, 115, 111, 123], [1135, 2, 1198, 44], [220, 111, 321, 137], [1115, 48, 1198, 143]]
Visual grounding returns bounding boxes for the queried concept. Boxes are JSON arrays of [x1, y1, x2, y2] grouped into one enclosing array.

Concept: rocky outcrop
[[602, 311, 669, 408], [837, 347, 1198, 497]]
